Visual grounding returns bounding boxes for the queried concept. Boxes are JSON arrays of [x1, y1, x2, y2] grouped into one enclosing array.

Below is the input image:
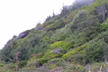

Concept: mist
[[74, 0, 95, 4], [68, 0, 95, 11]]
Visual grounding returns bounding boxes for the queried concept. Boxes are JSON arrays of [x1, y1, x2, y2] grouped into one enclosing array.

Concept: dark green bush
[[65, 65, 86, 72], [48, 58, 65, 67], [44, 20, 65, 31], [100, 24, 108, 32], [18, 61, 27, 68], [54, 53, 63, 58], [38, 58, 49, 64], [104, 36, 108, 43], [44, 20, 54, 26], [0, 63, 5, 67], [62, 41, 74, 50], [85, 41, 104, 63], [72, 10, 100, 33], [67, 54, 85, 64]]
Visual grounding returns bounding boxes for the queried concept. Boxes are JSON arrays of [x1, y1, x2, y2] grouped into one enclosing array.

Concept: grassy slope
[[1, 0, 108, 72]]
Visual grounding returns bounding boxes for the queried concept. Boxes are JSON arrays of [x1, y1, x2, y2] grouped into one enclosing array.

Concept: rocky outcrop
[[18, 32, 29, 39], [97, 4, 108, 22], [97, 4, 106, 14]]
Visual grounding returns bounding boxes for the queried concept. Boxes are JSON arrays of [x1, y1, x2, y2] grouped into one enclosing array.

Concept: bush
[[72, 10, 89, 24], [8, 63, 16, 71], [44, 20, 65, 31], [65, 64, 86, 72], [104, 36, 108, 43], [62, 41, 74, 50], [72, 10, 100, 33], [30, 53, 44, 60], [54, 53, 63, 58], [44, 20, 54, 26], [38, 58, 49, 64], [50, 41, 65, 49], [63, 44, 87, 59], [18, 61, 27, 68], [85, 41, 104, 63], [0, 63, 5, 67], [48, 58, 65, 68]]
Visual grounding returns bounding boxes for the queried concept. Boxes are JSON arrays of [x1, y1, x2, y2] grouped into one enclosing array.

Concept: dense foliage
[[1, 0, 108, 72]]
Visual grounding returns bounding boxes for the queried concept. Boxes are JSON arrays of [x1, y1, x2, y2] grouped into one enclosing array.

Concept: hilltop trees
[[60, 4, 69, 17]]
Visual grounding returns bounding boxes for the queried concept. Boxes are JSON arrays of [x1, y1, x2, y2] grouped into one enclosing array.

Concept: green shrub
[[43, 51, 55, 59], [44, 20, 54, 26], [44, 24, 54, 31], [9, 63, 16, 71], [50, 41, 65, 49], [0, 63, 5, 67], [99, 18, 108, 32], [48, 58, 65, 67], [65, 65, 86, 72], [62, 41, 74, 50], [38, 58, 49, 64], [44, 20, 65, 31], [30, 53, 44, 60], [54, 53, 63, 58], [51, 29, 67, 42], [85, 41, 104, 63], [18, 61, 27, 68], [63, 50, 77, 59], [63, 44, 87, 59], [72, 10, 100, 32], [48, 63, 57, 69], [42, 36, 52, 43], [72, 10, 89, 24], [104, 36, 108, 43]]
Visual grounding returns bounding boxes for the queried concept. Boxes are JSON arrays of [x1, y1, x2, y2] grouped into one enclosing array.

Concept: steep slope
[[1, 0, 108, 72]]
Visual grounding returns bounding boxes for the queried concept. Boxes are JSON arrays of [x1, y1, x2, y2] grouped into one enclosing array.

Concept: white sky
[[0, 0, 74, 49]]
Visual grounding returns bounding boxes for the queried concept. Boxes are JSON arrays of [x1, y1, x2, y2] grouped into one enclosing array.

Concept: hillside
[[1, 0, 108, 72]]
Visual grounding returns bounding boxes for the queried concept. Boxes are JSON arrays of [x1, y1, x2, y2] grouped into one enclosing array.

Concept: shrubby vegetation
[[1, 0, 108, 72]]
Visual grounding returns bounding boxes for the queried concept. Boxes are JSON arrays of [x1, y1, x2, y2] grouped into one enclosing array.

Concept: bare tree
[[99, 66, 102, 72], [82, 59, 86, 66], [88, 67, 91, 72], [14, 52, 21, 71], [31, 54, 38, 71]]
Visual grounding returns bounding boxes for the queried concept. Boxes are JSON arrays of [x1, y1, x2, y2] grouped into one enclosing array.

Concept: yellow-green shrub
[[50, 41, 65, 49], [63, 44, 87, 59]]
